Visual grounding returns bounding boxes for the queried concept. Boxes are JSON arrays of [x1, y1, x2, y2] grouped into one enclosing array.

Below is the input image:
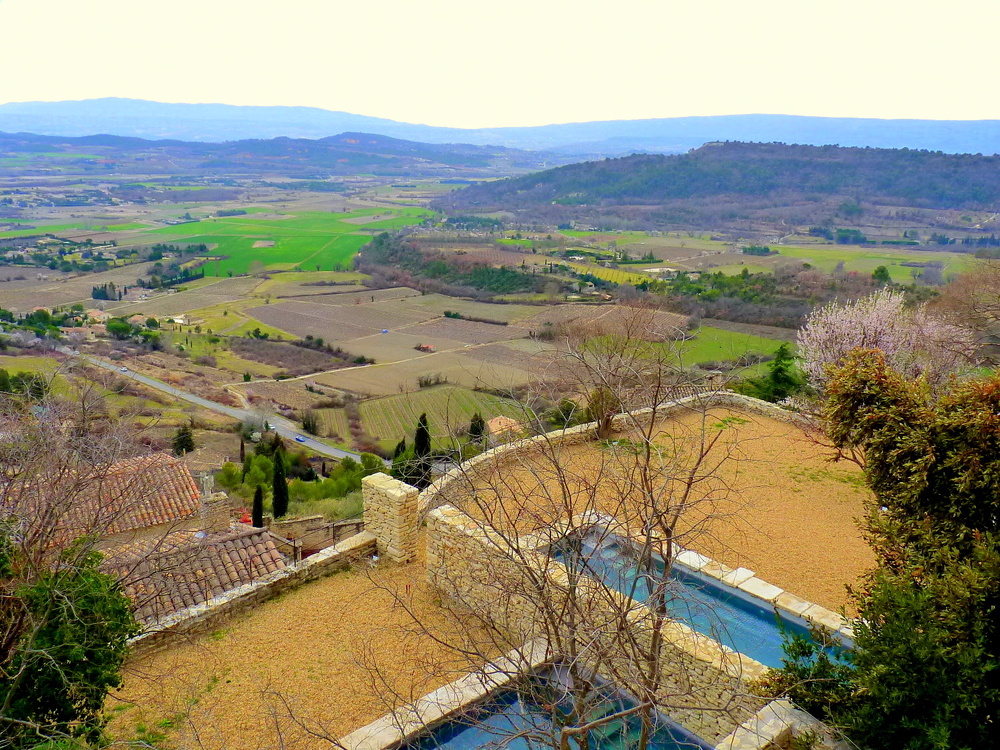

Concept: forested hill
[[437, 142, 1000, 214]]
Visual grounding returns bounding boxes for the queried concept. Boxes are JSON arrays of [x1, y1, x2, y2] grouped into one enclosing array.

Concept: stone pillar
[[202, 491, 232, 533], [362, 472, 420, 563]]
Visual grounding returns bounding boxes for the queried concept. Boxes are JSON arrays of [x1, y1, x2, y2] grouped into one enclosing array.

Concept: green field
[[756, 244, 974, 282], [679, 326, 786, 367], [0, 220, 147, 239], [145, 207, 432, 275], [359, 384, 527, 449], [0, 222, 90, 239]]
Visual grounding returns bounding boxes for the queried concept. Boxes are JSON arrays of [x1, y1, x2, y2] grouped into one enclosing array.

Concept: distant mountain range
[[2, 98, 1000, 156], [0, 130, 568, 177]]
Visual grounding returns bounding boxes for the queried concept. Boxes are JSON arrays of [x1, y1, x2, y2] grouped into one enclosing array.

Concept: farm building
[[485, 414, 522, 444]]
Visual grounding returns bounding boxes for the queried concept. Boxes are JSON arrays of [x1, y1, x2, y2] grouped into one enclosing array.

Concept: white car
[[119, 366, 129, 373]]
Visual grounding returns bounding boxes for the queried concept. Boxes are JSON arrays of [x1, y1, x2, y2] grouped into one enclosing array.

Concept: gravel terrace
[[112, 544, 494, 750], [455, 407, 873, 612]]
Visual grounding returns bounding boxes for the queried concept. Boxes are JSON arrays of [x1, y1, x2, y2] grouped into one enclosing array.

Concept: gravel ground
[[460, 408, 873, 612], [112, 547, 493, 750]]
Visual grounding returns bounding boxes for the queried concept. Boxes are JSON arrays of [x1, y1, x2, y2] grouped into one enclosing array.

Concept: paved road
[[67, 350, 367, 462]]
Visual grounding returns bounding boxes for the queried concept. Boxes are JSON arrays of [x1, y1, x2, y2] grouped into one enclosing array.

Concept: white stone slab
[[721, 566, 755, 587], [738, 576, 784, 603], [804, 605, 846, 633], [675, 548, 710, 571], [700, 559, 735, 581], [774, 591, 813, 618]]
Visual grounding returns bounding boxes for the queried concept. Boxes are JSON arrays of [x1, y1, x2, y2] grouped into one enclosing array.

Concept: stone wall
[[419, 391, 810, 516], [363, 473, 419, 563], [129, 531, 377, 657], [425, 504, 765, 743]]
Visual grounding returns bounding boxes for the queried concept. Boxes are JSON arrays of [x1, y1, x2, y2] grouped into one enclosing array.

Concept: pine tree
[[252, 484, 264, 528], [172, 423, 195, 456], [735, 343, 804, 403], [272, 449, 289, 519]]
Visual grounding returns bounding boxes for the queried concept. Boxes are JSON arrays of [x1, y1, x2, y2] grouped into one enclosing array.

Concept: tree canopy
[[814, 349, 1000, 749]]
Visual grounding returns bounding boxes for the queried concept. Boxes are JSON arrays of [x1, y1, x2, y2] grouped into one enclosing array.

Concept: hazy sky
[[1, 0, 995, 128]]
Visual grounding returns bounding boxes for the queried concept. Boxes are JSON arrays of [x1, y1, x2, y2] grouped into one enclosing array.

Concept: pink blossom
[[797, 288, 976, 392]]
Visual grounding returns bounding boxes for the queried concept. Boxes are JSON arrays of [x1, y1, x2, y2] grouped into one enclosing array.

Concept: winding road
[[65, 349, 367, 462]]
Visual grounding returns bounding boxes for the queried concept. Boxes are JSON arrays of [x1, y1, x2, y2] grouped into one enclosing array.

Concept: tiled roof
[[109, 527, 288, 624], [486, 415, 521, 435], [0, 452, 202, 546], [88, 452, 202, 537]]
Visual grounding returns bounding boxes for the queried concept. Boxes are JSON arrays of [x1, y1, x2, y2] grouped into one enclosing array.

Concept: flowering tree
[[797, 289, 976, 393]]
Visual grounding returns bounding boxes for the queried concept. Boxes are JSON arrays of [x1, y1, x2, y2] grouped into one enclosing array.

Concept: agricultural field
[[315, 407, 351, 443], [514, 304, 688, 334], [385, 294, 538, 323], [311, 353, 537, 397], [0, 261, 156, 312], [554, 228, 978, 283], [709, 243, 975, 282], [359, 384, 528, 450], [106, 276, 266, 318], [679, 326, 786, 368], [565, 261, 650, 285], [143, 207, 431, 276]]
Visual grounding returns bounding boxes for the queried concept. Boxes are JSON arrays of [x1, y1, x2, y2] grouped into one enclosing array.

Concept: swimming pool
[[404, 672, 713, 750], [550, 529, 849, 669]]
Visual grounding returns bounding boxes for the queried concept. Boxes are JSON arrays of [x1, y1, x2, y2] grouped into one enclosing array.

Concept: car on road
[[119, 366, 129, 372], [294, 435, 307, 443]]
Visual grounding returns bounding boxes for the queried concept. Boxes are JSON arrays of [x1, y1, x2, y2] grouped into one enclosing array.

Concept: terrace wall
[[424, 503, 765, 743], [363, 473, 420, 563], [418, 391, 810, 516], [129, 531, 376, 657]]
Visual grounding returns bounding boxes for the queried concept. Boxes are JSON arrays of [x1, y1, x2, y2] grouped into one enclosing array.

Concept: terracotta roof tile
[[2, 452, 202, 543], [107, 527, 288, 624]]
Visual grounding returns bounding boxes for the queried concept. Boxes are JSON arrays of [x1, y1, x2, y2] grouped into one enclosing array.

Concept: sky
[[0, 0, 996, 128]]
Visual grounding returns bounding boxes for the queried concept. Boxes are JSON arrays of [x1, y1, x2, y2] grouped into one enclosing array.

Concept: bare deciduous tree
[[341, 318, 764, 750]]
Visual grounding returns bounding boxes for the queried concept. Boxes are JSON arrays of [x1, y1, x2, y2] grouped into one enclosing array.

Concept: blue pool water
[[550, 530, 848, 669], [405, 677, 712, 750]]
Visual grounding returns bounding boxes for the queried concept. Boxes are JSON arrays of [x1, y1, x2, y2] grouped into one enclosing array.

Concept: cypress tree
[[469, 412, 486, 444], [414, 413, 430, 458], [392, 437, 407, 459], [272, 449, 289, 519], [172, 423, 195, 456], [414, 413, 432, 489], [252, 484, 264, 527]]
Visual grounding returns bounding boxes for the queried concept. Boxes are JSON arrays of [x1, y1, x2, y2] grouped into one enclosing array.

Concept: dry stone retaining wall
[[425, 503, 764, 743]]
